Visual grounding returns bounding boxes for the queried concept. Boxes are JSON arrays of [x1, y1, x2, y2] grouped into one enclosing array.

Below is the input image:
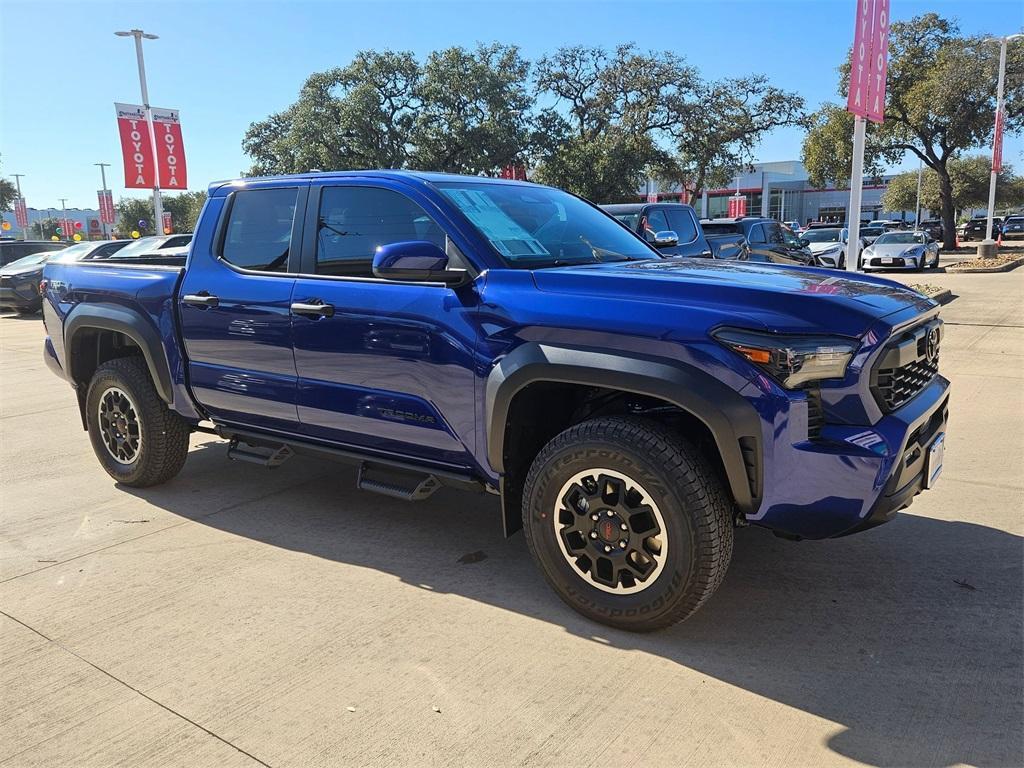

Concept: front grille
[[871, 320, 942, 412], [870, 257, 906, 267]]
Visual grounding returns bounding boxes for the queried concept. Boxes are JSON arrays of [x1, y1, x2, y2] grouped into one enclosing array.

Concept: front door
[[178, 183, 307, 431], [290, 180, 480, 468]]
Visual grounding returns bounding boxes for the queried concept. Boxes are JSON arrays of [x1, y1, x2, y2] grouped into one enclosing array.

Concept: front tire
[[85, 357, 190, 487], [522, 417, 733, 632]]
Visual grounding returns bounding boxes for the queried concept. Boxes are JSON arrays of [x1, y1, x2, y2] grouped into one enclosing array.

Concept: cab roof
[[207, 169, 541, 196]]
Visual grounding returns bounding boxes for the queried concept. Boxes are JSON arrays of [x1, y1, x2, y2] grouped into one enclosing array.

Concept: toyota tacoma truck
[[41, 171, 950, 631]]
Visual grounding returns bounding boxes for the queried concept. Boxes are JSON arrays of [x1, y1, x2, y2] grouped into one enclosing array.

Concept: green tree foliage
[[162, 191, 207, 232], [31, 217, 61, 240], [240, 43, 805, 204], [114, 197, 155, 236], [882, 156, 1024, 215], [410, 44, 533, 173], [802, 14, 1024, 247], [666, 75, 807, 201], [1, 155, 18, 214], [114, 192, 206, 237]]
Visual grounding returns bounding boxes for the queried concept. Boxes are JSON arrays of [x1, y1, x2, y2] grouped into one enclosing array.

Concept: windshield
[[111, 237, 168, 258], [875, 232, 926, 245], [3, 252, 53, 269], [51, 243, 95, 262], [436, 182, 657, 267], [801, 229, 842, 243]]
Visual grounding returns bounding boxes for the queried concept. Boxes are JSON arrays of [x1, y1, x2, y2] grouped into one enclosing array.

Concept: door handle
[[182, 293, 220, 308], [291, 301, 335, 318]]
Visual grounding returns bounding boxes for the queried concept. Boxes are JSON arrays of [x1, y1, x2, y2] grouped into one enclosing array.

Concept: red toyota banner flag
[[993, 108, 1005, 172], [727, 195, 747, 218], [115, 103, 155, 189], [152, 108, 188, 189], [162, 211, 173, 234], [865, 0, 890, 123], [97, 190, 115, 224], [13, 198, 28, 228], [847, 0, 873, 118]]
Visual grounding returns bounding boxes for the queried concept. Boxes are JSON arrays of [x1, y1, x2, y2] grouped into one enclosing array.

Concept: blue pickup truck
[[41, 171, 949, 631]]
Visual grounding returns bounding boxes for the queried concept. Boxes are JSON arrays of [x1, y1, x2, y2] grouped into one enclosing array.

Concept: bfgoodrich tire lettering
[[522, 416, 733, 631], [85, 357, 190, 487]]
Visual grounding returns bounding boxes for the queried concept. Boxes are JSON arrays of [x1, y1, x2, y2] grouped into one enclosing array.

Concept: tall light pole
[[95, 163, 111, 239], [914, 159, 923, 227], [115, 29, 163, 234], [11, 174, 26, 241], [982, 34, 1023, 248]]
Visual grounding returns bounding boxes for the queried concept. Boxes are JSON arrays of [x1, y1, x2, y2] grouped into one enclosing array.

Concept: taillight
[[38, 279, 47, 294]]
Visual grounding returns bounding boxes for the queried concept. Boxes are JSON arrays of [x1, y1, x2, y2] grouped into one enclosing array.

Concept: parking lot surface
[[1, 269, 1022, 768]]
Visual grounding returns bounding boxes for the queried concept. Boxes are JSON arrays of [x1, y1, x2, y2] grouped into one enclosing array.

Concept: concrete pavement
[[1, 270, 1022, 767]]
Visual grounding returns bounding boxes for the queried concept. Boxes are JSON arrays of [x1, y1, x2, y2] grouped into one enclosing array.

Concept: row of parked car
[[0, 234, 192, 314], [602, 202, 941, 273]]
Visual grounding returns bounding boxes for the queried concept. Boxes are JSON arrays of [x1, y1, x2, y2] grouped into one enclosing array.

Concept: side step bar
[[216, 426, 491, 500], [227, 438, 294, 468], [357, 462, 441, 502]]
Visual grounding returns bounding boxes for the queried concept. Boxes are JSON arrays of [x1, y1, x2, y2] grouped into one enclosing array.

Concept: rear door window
[[221, 188, 298, 272]]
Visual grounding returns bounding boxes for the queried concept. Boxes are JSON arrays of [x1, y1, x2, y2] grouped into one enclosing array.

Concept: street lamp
[[981, 33, 1024, 250], [114, 29, 164, 234]]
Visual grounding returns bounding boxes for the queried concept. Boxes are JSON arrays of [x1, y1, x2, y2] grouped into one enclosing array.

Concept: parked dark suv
[[701, 218, 814, 266], [0, 240, 67, 267], [918, 219, 943, 243], [602, 203, 716, 258], [960, 217, 1001, 242]]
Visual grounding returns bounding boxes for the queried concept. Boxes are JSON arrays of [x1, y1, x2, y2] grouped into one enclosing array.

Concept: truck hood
[[532, 258, 935, 337]]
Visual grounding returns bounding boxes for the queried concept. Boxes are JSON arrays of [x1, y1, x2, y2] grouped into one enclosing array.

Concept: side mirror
[[652, 230, 679, 248], [799, 237, 810, 247], [372, 241, 469, 286]]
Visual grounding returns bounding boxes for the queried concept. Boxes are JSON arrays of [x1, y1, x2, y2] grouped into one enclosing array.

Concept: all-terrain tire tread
[[522, 415, 733, 631]]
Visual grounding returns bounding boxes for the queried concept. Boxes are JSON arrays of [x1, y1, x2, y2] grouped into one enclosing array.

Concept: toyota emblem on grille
[[926, 327, 940, 363]]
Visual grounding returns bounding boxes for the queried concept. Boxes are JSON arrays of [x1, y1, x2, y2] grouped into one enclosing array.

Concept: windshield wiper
[[320, 220, 361, 238]]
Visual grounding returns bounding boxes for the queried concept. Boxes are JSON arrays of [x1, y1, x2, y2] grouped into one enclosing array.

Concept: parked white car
[[799, 227, 863, 269], [860, 230, 940, 271]]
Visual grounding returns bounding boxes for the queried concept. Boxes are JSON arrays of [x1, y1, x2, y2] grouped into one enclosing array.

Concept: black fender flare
[[64, 302, 174, 404], [485, 342, 762, 518]]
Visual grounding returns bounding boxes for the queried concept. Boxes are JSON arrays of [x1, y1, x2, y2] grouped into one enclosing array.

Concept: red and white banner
[[152, 107, 188, 189], [116, 103, 156, 189], [115, 103, 188, 190], [97, 189, 115, 224], [727, 195, 747, 218], [865, 0, 890, 123], [847, 0, 889, 123], [13, 198, 28, 229], [162, 211, 173, 234], [993, 108, 1005, 172]]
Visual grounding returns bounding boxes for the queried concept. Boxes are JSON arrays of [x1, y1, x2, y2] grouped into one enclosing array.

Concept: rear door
[[662, 207, 710, 257], [178, 182, 307, 431]]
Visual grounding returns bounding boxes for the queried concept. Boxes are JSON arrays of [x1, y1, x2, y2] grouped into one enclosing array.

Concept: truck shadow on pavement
[[129, 442, 1023, 768]]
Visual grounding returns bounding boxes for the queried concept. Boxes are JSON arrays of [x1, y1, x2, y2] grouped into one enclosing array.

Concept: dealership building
[[647, 160, 915, 224]]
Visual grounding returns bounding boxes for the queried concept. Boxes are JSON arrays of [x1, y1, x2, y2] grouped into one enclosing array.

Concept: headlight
[[820, 245, 841, 255], [712, 328, 860, 388]]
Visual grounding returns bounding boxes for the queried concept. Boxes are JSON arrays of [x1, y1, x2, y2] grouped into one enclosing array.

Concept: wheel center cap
[[596, 515, 623, 543]]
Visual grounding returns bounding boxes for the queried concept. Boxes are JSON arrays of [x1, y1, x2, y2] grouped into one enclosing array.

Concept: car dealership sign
[[115, 103, 188, 190], [847, 0, 890, 124]]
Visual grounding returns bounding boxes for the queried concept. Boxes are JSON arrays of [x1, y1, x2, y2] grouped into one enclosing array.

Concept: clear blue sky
[[2, 0, 1021, 210]]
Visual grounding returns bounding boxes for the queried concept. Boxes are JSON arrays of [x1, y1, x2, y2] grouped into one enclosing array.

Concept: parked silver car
[[860, 230, 940, 271]]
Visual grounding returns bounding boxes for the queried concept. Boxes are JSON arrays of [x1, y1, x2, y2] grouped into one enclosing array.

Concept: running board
[[227, 439, 293, 468], [357, 462, 441, 502]]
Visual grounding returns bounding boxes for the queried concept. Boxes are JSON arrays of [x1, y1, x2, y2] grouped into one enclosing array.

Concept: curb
[[945, 257, 1024, 274]]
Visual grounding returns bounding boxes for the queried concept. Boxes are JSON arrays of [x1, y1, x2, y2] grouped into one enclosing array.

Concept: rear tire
[[85, 357, 190, 487], [522, 416, 733, 632]]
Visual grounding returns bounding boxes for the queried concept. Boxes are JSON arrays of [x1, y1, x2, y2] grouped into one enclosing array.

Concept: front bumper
[[0, 284, 42, 310], [743, 374, 950, 539]]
